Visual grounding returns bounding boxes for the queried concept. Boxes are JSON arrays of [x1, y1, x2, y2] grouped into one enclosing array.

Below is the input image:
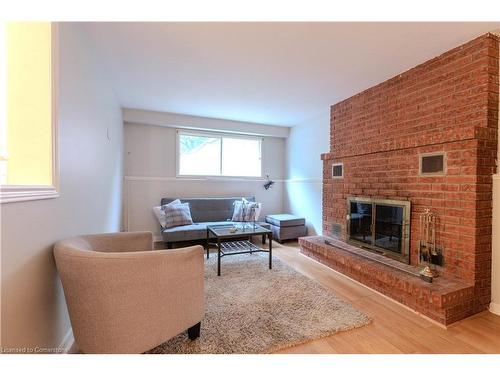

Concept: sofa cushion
[[265, 214, 305, 227], [160, 197, 255, 223], [162, 223, 208, 242], [162, 221, 234, 242], [162, 221, 270, 243]]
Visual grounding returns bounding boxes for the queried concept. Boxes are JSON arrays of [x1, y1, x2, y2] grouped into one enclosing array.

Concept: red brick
[[320, 33, 498, 325]]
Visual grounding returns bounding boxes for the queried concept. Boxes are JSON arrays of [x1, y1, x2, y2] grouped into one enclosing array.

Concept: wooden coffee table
[[206, 223, 273, 276]]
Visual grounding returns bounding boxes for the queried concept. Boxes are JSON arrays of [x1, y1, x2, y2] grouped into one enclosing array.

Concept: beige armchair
[[53, 231, 204, 354]]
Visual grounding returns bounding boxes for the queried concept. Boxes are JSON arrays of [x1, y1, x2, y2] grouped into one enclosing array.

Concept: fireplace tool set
[[419, 208, 439, 283]]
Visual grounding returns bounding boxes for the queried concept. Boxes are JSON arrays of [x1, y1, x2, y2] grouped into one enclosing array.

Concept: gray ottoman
[[265, 214, 307, 243]]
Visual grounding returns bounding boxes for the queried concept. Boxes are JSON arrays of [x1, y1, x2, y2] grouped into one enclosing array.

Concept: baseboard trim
[[59, 328, 76, 354], [489, 302, 500, 316]]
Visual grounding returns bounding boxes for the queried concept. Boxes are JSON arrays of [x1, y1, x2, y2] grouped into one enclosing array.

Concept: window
[[0, 22, 59, 203], [420, 152, 446, 176], [177, 130, 262, 177], [332, 163, 343, 178]]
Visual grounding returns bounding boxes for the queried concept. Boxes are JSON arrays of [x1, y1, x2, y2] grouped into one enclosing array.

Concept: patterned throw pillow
[[231, 200, 245, 221], [231, 200, 262, 222], [152, 199, 181, 228], [163, 202, 194, 228], [248, 202, 262, 221]]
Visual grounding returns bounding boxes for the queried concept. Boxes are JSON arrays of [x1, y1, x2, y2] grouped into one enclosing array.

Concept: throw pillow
[[231, 199, 262, 222], [163, 202, 194, 228], [243, 202, 261, 221], [231, 200, 245, 221], [152, 199, 181, 228], [247, 202, 262, 221], [153, 206, 167, 228]]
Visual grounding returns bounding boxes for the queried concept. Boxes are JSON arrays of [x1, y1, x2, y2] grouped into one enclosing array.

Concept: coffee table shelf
[[219, 240, 261, 255], [206, 224, 273, 276]]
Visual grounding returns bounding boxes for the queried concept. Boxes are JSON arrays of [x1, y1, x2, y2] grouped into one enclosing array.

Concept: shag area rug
[[148, 252, 370, 354]]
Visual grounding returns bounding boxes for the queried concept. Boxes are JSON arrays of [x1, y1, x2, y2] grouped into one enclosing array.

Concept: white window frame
[[0, 23, 60, 204], [176, 129, 263, 179]]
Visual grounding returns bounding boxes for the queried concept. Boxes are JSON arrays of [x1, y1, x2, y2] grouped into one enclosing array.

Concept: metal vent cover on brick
[[332, 163, 343, 178], [420, 152, 446, 175], [331, 223, 342, 239]]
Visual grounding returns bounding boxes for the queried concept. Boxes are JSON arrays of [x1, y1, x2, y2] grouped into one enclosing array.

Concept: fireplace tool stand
[[419, 208, 439, 283]]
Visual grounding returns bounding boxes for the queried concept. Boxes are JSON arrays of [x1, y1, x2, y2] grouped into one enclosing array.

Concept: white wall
[[123, 108, 290, 138], [491, 40, 500, 316], [284, 111, 330, 235], [123, 122, 286, 236], [492, 175, 500, 315], [0, 23, 123, 350]]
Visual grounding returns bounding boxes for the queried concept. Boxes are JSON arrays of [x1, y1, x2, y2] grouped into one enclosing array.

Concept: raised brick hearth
[[300, 33, 499, 325], [300, 236, 474, 325]]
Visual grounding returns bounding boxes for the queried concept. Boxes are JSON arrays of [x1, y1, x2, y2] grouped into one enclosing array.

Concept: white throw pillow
[[153, 206, 167, 228], [231, 200, 245, 221], [152, 199, 181, 228], [231, 199, 262, 222]]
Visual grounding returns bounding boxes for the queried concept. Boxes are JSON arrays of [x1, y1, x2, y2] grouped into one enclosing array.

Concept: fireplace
[[298, 33, 499, 324], [347, 197, 410, 264]]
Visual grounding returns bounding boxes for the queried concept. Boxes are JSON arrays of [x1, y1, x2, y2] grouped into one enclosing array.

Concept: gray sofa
[[160, 197, 270, 248]]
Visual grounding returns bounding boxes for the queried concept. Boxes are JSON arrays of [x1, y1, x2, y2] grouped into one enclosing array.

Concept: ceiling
[[82, 22, 500, 127]]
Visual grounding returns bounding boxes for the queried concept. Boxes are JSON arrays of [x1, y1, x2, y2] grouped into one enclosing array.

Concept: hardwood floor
[[271, 240, 500, 354]]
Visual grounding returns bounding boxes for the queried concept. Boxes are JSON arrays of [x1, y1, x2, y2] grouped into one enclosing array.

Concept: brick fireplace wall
[[321, 33, 499, 315]]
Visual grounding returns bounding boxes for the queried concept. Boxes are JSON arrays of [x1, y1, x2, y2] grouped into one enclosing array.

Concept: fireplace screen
[[347, 197, 410, 263]]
